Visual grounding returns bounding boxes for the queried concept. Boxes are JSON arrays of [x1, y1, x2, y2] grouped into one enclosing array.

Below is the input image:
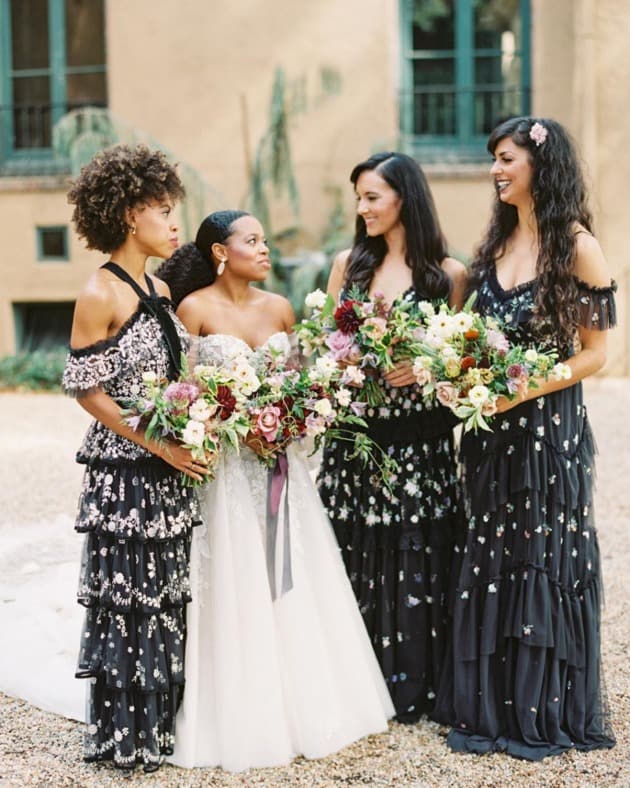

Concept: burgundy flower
[[334, 300, 363, 335], [216, 385, 237, 420]]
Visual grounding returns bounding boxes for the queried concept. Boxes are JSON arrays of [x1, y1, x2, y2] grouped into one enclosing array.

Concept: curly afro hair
[[67, 144, 185, 253]]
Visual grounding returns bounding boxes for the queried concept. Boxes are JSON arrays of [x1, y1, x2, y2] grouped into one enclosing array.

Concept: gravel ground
[[0, 381, 627, 787]]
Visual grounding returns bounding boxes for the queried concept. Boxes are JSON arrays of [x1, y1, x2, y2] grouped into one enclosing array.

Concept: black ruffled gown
[[318, 287, 462, 721], [433, 267, 617, 760], [62, 270, 200, 771]]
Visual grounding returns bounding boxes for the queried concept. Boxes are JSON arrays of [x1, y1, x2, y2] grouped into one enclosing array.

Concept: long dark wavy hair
[[469, 116, 592, 347], [155, 210, 250, 306], [344, 152, 450, 299]]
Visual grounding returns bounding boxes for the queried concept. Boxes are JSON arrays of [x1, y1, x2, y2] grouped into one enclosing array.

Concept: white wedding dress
[[169, 333, 394, 772]]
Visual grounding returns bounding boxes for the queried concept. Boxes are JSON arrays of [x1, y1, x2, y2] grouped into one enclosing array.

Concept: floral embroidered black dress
[[433, 267, 617, 760], [318, 288, 462, 721], [62, 269, 199, 771]]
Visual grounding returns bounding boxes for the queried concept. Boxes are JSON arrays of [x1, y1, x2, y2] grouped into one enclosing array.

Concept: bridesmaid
[[433, 117, 617, 760], [62, 144, 207, 772], [318, 151, 467, 722]]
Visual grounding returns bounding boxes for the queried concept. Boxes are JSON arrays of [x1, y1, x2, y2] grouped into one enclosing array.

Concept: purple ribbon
[[266, 453, 293, 600]]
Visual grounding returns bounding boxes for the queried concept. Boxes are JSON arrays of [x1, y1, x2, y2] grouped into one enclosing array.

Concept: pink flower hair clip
[[529, 121, 548, 147]]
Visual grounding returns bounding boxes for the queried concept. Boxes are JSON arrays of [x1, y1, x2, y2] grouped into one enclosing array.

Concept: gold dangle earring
[[217, 257, 227, 276]]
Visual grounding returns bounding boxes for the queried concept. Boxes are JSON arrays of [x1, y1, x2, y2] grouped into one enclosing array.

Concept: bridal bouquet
[[122, 356, 253, 484], [295, 287, 434, 405], [414, 297, 572, 433], [245, 335, 399, 484]]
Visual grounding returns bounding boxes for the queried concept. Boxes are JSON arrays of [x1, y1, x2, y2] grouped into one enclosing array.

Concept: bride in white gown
[[156, 211, 394, 772]]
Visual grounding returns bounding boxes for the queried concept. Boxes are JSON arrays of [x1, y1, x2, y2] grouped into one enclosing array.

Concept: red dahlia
[[216, 385, 237, 420], [334, 300, 363, 334]]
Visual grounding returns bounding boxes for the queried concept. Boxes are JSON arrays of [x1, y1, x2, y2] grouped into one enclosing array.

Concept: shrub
[[0, 348, 67, 391]]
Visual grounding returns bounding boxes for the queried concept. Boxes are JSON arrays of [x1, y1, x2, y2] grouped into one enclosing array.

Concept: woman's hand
[[157, 441, 212, 482], [382, 361, 416, 388]]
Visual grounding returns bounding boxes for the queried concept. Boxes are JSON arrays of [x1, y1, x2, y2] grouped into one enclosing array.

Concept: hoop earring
[[217, 258, 227, 276]]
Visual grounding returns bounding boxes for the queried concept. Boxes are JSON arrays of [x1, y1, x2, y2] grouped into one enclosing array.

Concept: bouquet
[[122, 356, 252, 484], [245, 333, 399, 485], [295, 287, 434, 405], [413, 296, 572, 433]]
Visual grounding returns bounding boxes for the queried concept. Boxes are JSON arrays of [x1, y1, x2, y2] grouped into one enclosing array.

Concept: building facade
[[0, 0, 627, 371]]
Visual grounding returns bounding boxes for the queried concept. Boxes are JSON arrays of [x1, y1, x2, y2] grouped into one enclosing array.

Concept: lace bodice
[[191, 331, 298, 368]]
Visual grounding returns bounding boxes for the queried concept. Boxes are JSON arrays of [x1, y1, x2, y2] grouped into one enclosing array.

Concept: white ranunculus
[[188, 399, 215, 422], [182, 420, 205, 447], [468, 385, 490, 406], [141, 370, 157, 384], [417, 300, 435, 316], [524, 348, 539, 363], [304, 288, 328, 309], [314, 398, 333, 417], [315, 354, 337, 377], [334, 387, 352, 407]]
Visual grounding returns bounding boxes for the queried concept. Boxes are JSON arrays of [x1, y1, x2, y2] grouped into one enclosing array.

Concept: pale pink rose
[[325, 330, 361, 362], [413, 366, 432, 387], [255, 405, 282, 443], [362, 317, 388, 341], [435, 381, 460, 409]]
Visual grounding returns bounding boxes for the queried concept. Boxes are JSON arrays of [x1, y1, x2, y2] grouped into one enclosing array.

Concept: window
[[37, 225, 69, 260], [13, 301, 74, 350], [399, 0, 530, 160], [0, 0, 106, 172]]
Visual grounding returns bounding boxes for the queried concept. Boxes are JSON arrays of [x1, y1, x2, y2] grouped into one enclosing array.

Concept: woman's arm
[[71, 285, 208, 480], [443, 256, 468, 311], [496, 234, 612, 413], [327, 249, 351, 300]]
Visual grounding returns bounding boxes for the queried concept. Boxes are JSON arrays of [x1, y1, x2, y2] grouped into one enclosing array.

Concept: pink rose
[[486, 328, 510, 355], [362, 317, 388, 341], [435, 381, 460, 410], [325, 330, 361, 362], [255, 405, 282, 443]]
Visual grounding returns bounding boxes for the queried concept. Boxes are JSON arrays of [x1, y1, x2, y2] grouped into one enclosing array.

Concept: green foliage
[[0, 348, 66, 391]]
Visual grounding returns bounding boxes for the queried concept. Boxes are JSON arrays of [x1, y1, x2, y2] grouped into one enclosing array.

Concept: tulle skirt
[[169, 444, 394, 772]]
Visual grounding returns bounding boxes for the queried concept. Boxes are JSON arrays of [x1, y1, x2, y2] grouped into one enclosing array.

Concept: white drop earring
[[217, 258, 227, 276]]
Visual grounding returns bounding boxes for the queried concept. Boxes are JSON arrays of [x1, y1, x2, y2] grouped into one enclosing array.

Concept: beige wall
[[0, 0, 628, 371]]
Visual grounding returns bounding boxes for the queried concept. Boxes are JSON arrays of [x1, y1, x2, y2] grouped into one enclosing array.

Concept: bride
[[156, 210, 394, 772]]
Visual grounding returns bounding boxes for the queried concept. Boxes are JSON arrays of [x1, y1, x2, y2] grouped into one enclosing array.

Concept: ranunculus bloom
[[461, 356, 477, 371], [342, 365, 366, 387], [314, 397, 333, 417], [189, 399, 217, 422], [485, 329, 510, 355], [182, 419, 205, 447], [362, 316, 388, 341], [142, 370, 157, 384], [304, 288, 328, 309], [444, 358, 462, 378], [435, 381, 460, 409], [256, 405, 282, 442], [468, 384, 490, 406]]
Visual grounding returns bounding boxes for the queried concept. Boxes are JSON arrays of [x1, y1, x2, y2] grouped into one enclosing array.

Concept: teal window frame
[[36, 225, 69, 261], [399, 0, 531, 161], [0, 0, 106, 171]]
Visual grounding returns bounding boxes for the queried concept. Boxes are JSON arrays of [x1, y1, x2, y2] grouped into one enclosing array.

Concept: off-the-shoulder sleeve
[[62, 343, 122, 398], [577, 279, 617, 330]]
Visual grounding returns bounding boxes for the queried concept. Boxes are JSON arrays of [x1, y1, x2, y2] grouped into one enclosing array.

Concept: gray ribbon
[[266, 453, 293, 600]]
